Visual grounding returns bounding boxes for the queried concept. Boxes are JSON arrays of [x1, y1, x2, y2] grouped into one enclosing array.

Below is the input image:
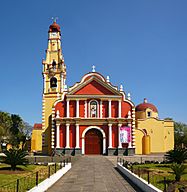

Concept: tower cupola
[[49, 21, 61, 33]]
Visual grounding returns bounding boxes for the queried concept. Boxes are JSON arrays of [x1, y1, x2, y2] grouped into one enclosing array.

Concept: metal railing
[[117, 157, 169, 192], [0, 157, 71, 192]]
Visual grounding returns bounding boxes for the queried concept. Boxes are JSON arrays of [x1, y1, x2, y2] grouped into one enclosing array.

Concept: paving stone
[[47, 156, 142, 192]]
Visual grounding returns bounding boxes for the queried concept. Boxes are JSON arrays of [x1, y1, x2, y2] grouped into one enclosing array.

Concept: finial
[[120, 84, 123, 91], [56, 110, 60, 118], [128, 111, 131, 118], [92, 65, 96, 72], [52, 17, 58, 23], [144, 98, 147, 103], [64, 84, 68, 91], [127, 93, 131, 100], [106, 76, 110, 82]]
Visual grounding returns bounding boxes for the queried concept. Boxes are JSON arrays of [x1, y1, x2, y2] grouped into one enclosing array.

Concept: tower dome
[[136, 98, 158, 113], [135, 98, 158, 119], [49, 22, 61, 32]]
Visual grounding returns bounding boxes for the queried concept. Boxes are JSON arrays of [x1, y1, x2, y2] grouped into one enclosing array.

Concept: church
[[31, 21, 174, 156]]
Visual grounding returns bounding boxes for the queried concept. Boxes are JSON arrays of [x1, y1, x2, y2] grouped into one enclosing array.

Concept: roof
[[136, 98, 158, 113], [33, 123, 42, 130]]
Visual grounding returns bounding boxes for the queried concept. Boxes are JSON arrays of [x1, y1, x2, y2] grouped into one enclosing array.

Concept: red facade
[[54, 72, 135, 155]]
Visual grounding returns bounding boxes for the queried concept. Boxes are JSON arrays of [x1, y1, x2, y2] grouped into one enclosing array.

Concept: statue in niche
[[90, 101, 97, 118]]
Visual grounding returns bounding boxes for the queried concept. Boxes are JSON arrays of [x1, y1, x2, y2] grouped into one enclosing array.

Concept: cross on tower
[[92, 65, 96, 72]]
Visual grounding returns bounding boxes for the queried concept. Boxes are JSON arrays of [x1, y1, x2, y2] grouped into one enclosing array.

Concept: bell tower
[[42, 19, 66, 154]]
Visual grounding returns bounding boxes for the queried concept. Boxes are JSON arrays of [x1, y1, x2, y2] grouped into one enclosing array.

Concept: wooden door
[[85, 129, 103, 155]]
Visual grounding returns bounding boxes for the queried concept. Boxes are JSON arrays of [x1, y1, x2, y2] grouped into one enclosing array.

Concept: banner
[[120, 126, 131, 143]]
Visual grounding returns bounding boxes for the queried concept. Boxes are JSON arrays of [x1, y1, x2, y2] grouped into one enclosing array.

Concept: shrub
[[3, 148, 28, 170], [171, 163, 186, 182], [165, 148, 187, 164]]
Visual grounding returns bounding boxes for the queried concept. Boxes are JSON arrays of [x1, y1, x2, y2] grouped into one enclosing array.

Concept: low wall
[[28, 163, 71, 192], [117, 163, 162, 192]]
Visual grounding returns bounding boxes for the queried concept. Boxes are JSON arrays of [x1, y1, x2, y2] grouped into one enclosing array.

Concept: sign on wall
[[120, 126, 131, 143]]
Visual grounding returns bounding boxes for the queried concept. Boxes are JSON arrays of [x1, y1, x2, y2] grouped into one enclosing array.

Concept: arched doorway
[[85, 128, 103, 155]]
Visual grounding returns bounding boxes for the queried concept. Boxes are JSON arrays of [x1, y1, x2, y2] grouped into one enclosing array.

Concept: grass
[[0, 163, 48, 191], [0, 163, 62, 192], [131, 163, 187, 191]]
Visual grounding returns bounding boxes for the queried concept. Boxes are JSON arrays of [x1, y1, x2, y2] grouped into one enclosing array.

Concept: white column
[[76, 124, 80, 148], [84, 100, 87, 118], [82, 138, 85, 154], [56, 124, 60, 148], [118, 100, 121, 118], [103, 137, 106, 154], [128, 122, 132, 148], [108, 100, 112, 118], [118, 124, 122, 148], [108, 124, 112, 148], [100, 100, 102, 118], [66, 124, 70, 148], [66, 100, 70, 118], [76, 100, 79, 118]]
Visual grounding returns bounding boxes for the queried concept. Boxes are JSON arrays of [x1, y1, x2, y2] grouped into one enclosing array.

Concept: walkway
[[47, 156, 141, 192]]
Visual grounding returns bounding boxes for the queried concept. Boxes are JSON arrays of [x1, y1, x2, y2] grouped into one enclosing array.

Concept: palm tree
[[165, 148, 187, 164], [171, 163, 186, 182], [3, 148, 28, 171]]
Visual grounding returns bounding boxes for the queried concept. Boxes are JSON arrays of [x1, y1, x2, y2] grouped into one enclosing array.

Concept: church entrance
[[85, 129, 103, 155]]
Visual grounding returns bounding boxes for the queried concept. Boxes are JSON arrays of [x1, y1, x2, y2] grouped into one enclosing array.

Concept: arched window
[[90, 100, 98, 118], [50, 77, 57, 88], [52, 60, 56, 69]]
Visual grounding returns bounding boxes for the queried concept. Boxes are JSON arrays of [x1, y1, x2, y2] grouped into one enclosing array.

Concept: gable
[[74, 80, 116, 95]]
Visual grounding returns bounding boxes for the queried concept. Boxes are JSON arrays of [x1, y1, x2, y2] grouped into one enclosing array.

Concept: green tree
[[0, 112, 12, 151], [165, 148, 187, 164], [174, 122, 187, 148], [2, 148, 28, 171], [9, 114, 24, 147], [171, 163, 186, 182]]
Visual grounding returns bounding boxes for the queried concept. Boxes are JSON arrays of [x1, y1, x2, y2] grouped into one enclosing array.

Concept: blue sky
[[0, 0, 186, 125]]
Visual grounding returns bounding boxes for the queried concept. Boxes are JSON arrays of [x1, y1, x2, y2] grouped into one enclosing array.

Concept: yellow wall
[[136, 109, 158, 119], [135, 118, 174, 154], [31, 129, 42, 152], [135, 129, 144, 154], [164, 121, 174, 151], [42, 96, 57, 154]]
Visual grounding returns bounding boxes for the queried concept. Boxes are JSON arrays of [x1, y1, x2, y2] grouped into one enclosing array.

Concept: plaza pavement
[[47, 156, 143, 192]]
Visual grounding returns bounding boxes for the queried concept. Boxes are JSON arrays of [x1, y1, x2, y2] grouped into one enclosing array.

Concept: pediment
[[68, 76, 121, 96]]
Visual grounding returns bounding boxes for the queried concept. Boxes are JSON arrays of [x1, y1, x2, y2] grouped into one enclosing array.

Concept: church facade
[[31, 21, 174, 155]]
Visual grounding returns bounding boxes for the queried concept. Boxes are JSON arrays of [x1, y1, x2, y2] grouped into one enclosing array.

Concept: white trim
[[100, 100, 103, 118], [118, 124, 122, 148], [68, 75, 120, 95], [76, 99, 79, 118], [66, 124, 70, 148], [84, 100, 87, 118], [118, 100, 122, 118], [128, 122, 132, 148], [108, 124, 112, 148], [108, 100, 112, 118], [66, 100, 70, 118], [75, 124, 80, 148], [56, 124, 60, 148], [81, 126, 106, 155]]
